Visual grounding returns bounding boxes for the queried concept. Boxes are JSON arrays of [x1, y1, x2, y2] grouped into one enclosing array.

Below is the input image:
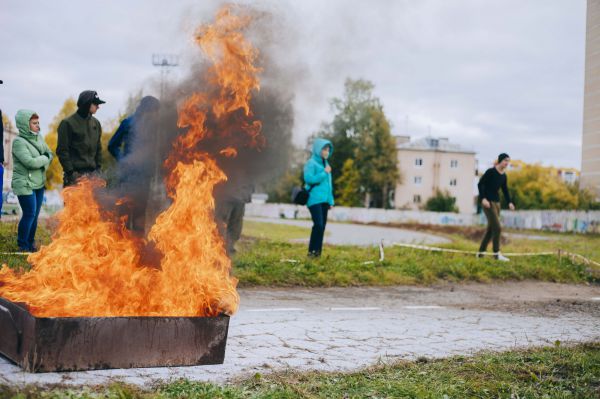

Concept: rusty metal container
[[0, 297, 230, 372]]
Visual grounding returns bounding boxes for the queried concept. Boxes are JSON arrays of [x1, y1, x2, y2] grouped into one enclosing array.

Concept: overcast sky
[[0, 0, 587, 169]]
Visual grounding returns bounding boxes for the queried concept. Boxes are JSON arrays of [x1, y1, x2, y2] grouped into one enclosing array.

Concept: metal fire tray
[[0, 297, 230, 372]]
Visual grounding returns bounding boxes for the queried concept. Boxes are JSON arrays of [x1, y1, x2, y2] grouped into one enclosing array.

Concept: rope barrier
[[0, 252, 30, 256], [4, 243, 600, 271], [393, 242, 600, 271], [392, 242, 555, 257]]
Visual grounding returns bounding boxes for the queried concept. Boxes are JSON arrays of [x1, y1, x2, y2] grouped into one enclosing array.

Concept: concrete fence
[[245, 203, 600, 234]]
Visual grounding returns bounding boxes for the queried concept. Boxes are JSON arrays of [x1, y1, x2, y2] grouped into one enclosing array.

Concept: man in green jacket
[[57, 90, 105, 186], [12, 110, 52, 251]]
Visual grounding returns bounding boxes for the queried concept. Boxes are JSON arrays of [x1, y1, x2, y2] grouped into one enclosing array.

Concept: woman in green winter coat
[[12, 110, 52, 251]]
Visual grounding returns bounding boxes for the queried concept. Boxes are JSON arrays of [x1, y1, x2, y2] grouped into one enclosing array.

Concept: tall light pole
[[152, 54, 179, 99], [146, 54, 179, 232]]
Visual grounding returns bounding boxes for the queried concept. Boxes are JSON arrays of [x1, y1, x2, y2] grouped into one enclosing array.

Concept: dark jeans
[[308, 203, 329, 255], [17, 188, 44, 251], [479, 201, 501, 253], [0, 165, 4, 216]]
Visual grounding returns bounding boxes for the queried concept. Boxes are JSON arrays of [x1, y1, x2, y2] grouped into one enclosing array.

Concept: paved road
[[1, 282, 599, 387], [245, 217, 451, 246]]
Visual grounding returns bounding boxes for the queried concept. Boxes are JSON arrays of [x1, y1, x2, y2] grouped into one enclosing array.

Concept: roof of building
[[397, 136, 475, 154]]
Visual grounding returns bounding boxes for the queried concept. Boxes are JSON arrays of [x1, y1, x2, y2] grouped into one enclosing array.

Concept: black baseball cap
[[91, 91, 106, 105], [77, 90, 106, 107]]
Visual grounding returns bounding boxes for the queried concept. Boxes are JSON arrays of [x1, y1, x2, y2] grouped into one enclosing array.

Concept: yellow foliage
[[507, 162, 580, 210]]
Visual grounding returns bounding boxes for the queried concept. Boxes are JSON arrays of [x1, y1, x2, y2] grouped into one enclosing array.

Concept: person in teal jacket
[[303, 138, 334, 257], [12, 110, 52, 251]]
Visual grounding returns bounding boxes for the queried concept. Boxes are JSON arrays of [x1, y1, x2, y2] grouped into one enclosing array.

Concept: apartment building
[[394, 136, 477, 213], [582, 0, 600, 197]]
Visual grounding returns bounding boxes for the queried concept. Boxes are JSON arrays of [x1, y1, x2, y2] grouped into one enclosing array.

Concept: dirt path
[[1, 282, 598, 387]]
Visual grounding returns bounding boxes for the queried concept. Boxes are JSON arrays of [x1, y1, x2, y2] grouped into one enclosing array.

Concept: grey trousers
[[215, 201, 246, 254]]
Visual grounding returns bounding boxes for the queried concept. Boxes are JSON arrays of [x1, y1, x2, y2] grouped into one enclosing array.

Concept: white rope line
[[0, 252, 30, 256], [4, 245, 600, 270], [559, 250, 600, 268], [393, 242, 600, 268], [392, 242, 555, 257]]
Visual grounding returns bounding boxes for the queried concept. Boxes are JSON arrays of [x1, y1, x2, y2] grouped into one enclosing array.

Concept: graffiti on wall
[[245, 204, 600, 234]]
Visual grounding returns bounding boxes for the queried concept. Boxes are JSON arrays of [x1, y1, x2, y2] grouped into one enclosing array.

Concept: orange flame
[[0, 6, 262, 317], [220, 147, 238, 157]]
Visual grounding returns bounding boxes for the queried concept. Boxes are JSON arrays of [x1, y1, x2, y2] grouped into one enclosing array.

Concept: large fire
[[0, 6, 262, 317]]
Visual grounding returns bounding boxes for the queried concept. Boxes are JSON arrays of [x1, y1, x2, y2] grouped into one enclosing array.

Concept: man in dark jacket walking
[[477, 153, 515, 261], [56, 90, 105, 186]]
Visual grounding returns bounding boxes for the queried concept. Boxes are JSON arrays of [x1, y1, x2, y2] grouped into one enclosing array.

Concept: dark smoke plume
[[98, 4, 297, 238]]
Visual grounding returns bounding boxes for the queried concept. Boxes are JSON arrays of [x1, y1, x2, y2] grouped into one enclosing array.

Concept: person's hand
[[481, 198, 491, 209], [325, 165, 332, 173], [508, 202, 515, 211]]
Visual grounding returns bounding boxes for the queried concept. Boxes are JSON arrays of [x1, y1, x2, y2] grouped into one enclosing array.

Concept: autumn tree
[[507, 162, 599, 210], [335, 159, 362, 207]]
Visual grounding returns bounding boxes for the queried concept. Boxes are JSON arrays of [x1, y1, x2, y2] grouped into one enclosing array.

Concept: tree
[[354, 107, 399, 208], [264, 145, 306, 204], [425, 190, 459, 213], [45, 98, 77, 189], [265, 165, 303, 203], [2, 112, 15, 133], [319, 78, 398, 208], [335, 159, 362, 207], [507, 162, 600, 210]]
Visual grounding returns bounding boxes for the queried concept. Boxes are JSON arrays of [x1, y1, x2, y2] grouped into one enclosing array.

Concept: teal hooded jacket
[[12, 110, 53, 196], [303, 138, 334, 207]]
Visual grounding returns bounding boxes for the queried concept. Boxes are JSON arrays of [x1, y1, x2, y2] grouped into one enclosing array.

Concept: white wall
[[247, 203, 600, 234]]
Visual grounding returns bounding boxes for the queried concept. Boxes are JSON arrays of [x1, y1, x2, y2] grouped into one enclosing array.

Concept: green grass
[[2, 220, 599, 286], [3, 343, 598, 398], [242, 220, 312, 241], [232, 239, 598, 287]]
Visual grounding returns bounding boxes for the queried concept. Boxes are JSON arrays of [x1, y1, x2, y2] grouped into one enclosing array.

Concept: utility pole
[[152, 54, 179, 100], [146, 54, 179, 233]]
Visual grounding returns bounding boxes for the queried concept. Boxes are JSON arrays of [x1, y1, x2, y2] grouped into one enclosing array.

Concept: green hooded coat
[[11, 110, 53, 196]]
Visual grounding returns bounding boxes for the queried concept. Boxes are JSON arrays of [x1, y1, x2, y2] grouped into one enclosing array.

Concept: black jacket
[[56, 112, 102, 174], [478, 167, 511, 203]]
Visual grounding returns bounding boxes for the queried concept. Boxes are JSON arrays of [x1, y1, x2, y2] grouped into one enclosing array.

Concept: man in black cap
[[477, 153, 515, 261], [56, 90, 106, 186]]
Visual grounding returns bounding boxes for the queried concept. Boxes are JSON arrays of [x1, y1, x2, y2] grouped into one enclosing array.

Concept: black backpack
[[291, 184, 315, 205]]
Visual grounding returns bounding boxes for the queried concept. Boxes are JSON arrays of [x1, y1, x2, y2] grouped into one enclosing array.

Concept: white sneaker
[[494, 252, 510, 262]]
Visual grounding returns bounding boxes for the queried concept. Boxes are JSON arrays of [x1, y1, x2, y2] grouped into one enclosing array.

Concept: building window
[[414, 176, 422, 185], [415, 158, 423, 167], [413, 195, 421, 204], [450, 178, 457, 186], [450, 160, 458, 168]]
